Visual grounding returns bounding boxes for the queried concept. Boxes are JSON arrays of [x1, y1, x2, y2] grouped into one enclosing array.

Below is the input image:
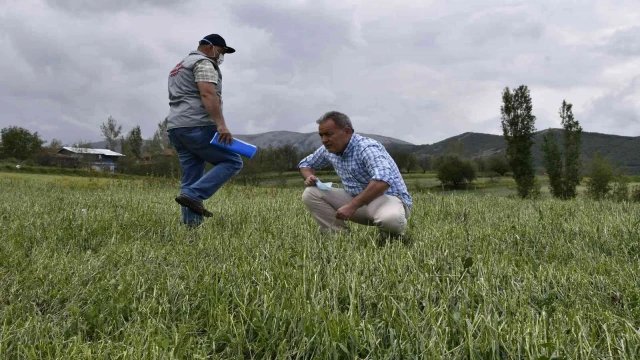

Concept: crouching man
[[298, 111, 413, 245]]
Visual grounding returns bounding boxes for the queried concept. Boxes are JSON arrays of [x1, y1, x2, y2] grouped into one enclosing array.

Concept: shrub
[[611, 177, 629, 202], [436, 155, 476, 189], [487, 154, 509, 176], [631, 186, 640, 202], [585, 153, 614, 200]]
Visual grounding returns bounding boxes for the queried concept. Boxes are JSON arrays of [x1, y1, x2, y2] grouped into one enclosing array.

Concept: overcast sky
[[1, 0, 639, 145]]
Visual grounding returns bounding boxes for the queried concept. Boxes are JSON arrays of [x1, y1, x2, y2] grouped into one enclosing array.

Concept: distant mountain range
[[387, 129, 640, 174], [84, 129, 640, 174], [234, 131, 413, 150]]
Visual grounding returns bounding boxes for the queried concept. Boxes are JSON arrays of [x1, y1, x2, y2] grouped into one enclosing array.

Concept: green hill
[[84, 128, 639, 174], [390, 129, 640, 175]]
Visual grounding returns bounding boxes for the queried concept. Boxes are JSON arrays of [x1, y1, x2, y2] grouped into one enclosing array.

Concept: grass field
[[251, 171, 640, 200], [1, 172, 640, 359]]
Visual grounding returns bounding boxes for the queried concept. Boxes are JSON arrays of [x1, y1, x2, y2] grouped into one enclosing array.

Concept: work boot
[[175, 194, 213, 217]]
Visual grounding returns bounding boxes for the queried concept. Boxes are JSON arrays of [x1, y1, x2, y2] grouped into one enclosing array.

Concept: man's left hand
[[336, 203, 359, 221]]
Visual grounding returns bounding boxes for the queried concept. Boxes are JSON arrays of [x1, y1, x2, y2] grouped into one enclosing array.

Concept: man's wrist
[[213, 118, 226, 127], [348, 199, 364, 209]]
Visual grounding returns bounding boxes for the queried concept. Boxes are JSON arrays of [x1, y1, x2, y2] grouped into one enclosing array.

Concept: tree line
[[499, 85, 634, 201], [424, 84, 636, 201], [1, 86, 638, 201], [0, 116, 177, 176]]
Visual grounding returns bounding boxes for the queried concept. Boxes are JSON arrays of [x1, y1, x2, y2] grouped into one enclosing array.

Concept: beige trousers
[[301, 186, 410, 235]]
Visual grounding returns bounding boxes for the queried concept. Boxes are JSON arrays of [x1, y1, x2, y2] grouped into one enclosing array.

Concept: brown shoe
[[175, 194, 213, 217]]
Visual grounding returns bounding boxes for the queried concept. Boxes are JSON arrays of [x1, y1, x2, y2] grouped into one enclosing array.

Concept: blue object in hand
[[315, 179, 334, 191], [210, 132, 258, 159]]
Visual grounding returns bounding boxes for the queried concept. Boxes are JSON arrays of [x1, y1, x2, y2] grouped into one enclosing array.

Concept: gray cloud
[[0, 15, 163, 142], [583, 76, 640, 132], [44, 0, 184, 14], [604, 26, 640, 57], [0, 0, 639, 146], [228, 1, 360, 62]]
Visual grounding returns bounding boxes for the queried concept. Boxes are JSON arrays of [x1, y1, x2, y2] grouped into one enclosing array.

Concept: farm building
[[58, 147, 125, 172]]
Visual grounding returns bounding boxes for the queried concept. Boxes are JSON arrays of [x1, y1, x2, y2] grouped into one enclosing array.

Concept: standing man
[[298, 111, 413, 245], [166, 34, 243, 227]]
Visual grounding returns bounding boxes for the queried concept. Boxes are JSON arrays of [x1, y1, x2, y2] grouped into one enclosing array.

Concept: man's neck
[[337, 134, 355, 155], [196, 48, 217, 59]]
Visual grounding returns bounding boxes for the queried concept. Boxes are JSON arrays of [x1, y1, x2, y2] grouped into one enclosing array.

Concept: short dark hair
[[316, 111, 354, 131]]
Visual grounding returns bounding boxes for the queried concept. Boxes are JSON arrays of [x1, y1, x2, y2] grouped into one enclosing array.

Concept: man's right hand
[[304, 175, 318, 187], [217, 124, 233, 146]]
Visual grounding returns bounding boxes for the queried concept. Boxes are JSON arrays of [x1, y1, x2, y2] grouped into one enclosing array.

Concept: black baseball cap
[[199, 34, 235, 53]]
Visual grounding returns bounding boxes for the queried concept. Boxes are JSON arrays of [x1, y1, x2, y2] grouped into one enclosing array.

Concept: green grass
[[1, 173, 640, 359]]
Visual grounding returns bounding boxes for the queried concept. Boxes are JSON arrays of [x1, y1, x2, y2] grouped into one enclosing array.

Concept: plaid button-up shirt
[[193, 60, 219, 83], [298, 133, 413, 210]]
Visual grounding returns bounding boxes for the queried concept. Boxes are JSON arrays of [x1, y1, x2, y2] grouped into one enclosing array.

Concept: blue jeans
[[168, 126, 243, 226]]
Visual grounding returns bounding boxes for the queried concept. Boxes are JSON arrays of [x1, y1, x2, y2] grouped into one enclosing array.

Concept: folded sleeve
[[360, 145, 393, 184], [298, 147, 331, 170], [193, 60, 219, 83]]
